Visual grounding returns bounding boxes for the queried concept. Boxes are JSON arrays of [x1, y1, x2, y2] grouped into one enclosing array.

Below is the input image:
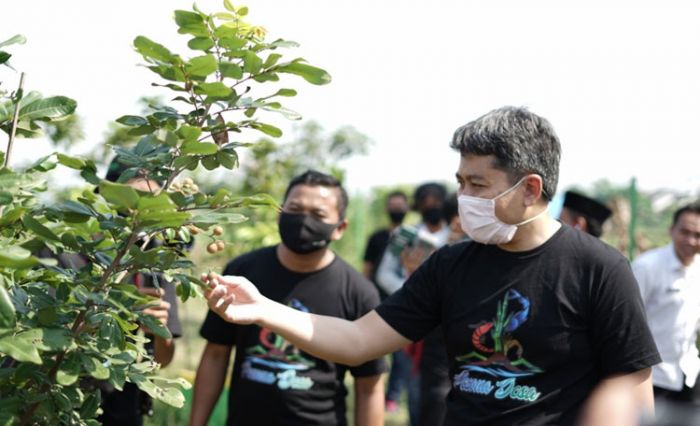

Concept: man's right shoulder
[[222, 245, 277, 275]]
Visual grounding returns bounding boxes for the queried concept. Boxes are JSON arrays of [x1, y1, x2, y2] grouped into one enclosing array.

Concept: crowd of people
[[96, 106, 698, 425]]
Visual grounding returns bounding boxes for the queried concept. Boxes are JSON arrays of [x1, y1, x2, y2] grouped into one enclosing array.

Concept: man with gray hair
[[204, 106, 660, 425]]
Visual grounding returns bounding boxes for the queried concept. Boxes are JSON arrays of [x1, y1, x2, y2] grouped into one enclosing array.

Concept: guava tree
[[0, 2, 330, 424]]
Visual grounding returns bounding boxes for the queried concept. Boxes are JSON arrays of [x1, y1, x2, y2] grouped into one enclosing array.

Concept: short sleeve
[[375, 247, 445, 342], [199, 260, 241, 346], [590, 258, 661, 375]]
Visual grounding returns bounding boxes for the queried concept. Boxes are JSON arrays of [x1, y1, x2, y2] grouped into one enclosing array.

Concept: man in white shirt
[[633, 202, 700, 420]]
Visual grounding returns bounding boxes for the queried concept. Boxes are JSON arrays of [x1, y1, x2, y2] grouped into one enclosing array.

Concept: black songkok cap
[[563, 191, 612, 224]]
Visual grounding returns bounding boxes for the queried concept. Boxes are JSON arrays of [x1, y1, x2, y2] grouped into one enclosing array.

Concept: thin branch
[[4, 72, 25, 168]]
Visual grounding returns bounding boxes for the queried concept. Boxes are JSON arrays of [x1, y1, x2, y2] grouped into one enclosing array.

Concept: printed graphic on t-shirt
[[242, 299, 316, 390], [453, 289, 543, 403]]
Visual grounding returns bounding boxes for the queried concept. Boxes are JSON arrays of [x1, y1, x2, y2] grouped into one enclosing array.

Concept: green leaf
[[218, 36, 247, 50], [56, 153, 86, 170], [100, 181, 140, 209], [213, 12, 235, 20], [0, 34, 27, 48], [178, 125, 202, 142], [278, 61, 332, 85], [201, 155, 219, 170], [0, 51, 10, 66], [80, 391, 101, 418], [186, 55, 218, 77], [217, 151, 237, 169], [250, 122, 282, 137], [132, 375, 189, 408], [0, 191, 12, 205], [236, 6, 249, 16], [0, 285, 15, 329], [276, 88, 297, 97], [82, 355, 110, 380], [174, 10, 204, 27], [198, 82, 232, 97], [26, 328, 74, 351], [263, 53, 282, 68], [0, 331, 42, 364], [187, 37, 214, 51], [134, 36, 177, 64], [181, 139, 218, 155], [22, 215, 60, 242], [19, 96, 77, 121], [116, 115, 148, 126], [219, 62, 243, 79], [0, 246, 40, 268], [140, 314, 171, 340], [243, 51, 263, 74], [223, 0, 236, 12]]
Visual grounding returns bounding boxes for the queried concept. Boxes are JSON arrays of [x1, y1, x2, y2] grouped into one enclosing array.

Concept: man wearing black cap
[[559, 190, 612, 238]]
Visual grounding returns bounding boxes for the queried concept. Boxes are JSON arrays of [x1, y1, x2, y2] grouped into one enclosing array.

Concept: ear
[[331, 219, 348, 241], [522, 174, 544, 206], [574, 216, 588, 232]]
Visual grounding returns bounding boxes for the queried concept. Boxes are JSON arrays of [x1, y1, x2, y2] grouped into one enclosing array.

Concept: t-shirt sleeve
[[374, 247, 444, 342], [590, 258, 661, 375], [348, 274, 388, 378], [199, 260, 240, 346]]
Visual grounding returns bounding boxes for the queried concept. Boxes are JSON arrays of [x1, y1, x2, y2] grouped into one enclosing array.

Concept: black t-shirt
[[376, 225, 660, 426], [200, 246, 386, 426], [363, 229, 390, 298]]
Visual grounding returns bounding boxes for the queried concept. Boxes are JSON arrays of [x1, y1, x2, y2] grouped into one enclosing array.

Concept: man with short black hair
[[559, 190, 612, 238], [204, 107, 660, 425], [632, 202, 700, 422], [191, 170, 386, 426]]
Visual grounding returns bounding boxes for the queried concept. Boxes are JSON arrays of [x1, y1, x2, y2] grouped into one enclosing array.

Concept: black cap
[[105, 157, 132, 183], [563, 191, 612, 224]]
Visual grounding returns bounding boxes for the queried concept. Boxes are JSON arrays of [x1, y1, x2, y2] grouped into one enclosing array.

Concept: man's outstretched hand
[[202, 273, 267, 325]]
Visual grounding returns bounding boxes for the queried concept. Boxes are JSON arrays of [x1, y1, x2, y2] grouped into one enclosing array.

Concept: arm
[[190, 342, 232, 426], [139, 287, 175, 367], [362, 261, 374, 280], [153, 336, 175, 367], [353, 374, 384, 426], [578, 368, 654, 426], [205, 274, 411, 366], [375, 251, 405, 295]]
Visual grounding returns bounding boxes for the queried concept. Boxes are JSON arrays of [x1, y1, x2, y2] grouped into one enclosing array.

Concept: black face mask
[[278, 212, 338, 254], [388, 210, 407, 225], [421, 207, 443, 226]]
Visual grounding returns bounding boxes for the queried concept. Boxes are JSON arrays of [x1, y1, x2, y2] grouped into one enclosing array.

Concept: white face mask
[[458, 177, 547, 245]]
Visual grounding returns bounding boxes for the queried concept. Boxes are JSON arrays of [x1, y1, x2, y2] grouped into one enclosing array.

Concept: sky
[[3, 0, 699, 199]]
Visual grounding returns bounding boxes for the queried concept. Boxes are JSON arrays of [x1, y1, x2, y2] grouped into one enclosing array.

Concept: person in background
[[50, 157, 182, 426], [416, 192, 469, 426], [203, 106, 660, 426], [190, 170, 386, 426], [632, 202, 700, 424], [375, 182, 450, 423], [362, 190, 409, 299], [559, 190, 612, 238]]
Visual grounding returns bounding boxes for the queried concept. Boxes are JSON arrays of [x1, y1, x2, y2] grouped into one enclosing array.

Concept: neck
[[276, 244, 335, 273], [498, 211, 560, 252], [389, 223, 401, 232], [674, 247, 695, 267]]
